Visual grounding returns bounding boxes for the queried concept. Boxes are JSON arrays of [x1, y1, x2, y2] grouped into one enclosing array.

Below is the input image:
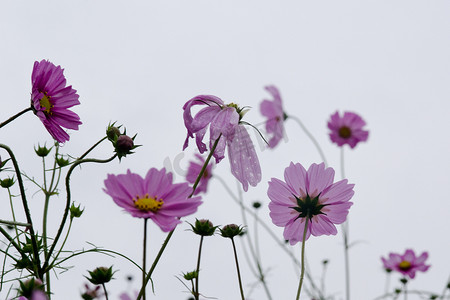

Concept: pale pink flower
[[31, 60, 81, 143], [381, 249, 430, 279], [260, 85, 285, 148], [268, 162, 354, 245], [103, 168, 202, 232], [183, 95, 261, 191], [327, 111, 368, 148]]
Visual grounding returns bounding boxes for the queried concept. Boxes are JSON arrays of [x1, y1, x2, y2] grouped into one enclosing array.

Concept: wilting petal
[[227, 125, 261, 191]]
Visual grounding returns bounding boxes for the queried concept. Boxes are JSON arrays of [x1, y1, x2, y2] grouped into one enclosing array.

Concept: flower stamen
[[398, 260, 412, 271], [39, 93, 53, 114], [133, 194, 163, 212], [338, 126, 352, 139]]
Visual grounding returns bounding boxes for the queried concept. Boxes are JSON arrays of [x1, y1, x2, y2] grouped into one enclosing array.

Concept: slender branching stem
[[78, 136, 108, 160], [295, 220, 309, 300], [0, 219, 29, 227], [189, 135, 221, 198], [49, 218, 73, 268], [137, 136, 221, 300], [142, 218, 148, 300], [0, 107, 33, 129], [0, 144, 41, 277], [194, 235, 204, 300], [6, 188, 21, 244], [0, 226, 24, 255], [236, 181, 272, 300], [136, 230, 174, 300], [42, 155, 117, 275], [288, 115, 328, 167], [231, 237, 245, 300]]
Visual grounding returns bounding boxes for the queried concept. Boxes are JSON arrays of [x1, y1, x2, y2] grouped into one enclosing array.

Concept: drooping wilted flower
[[183, 95, 261, 191]]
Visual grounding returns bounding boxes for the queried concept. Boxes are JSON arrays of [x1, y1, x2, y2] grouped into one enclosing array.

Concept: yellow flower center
[[39, 94, 54, 114], [398, 260, 411, 271], [338, 126, 352, 139], [133, 194, 163, 212]]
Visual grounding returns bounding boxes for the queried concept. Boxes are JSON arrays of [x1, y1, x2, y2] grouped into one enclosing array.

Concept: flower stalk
[[295, 220, 309, 300]]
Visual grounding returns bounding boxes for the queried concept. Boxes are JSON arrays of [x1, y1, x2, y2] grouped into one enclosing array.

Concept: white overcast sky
[[1, 1, 449, 299]]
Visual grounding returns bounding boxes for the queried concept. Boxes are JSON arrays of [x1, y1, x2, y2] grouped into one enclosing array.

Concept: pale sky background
[[0, 1, 449, 299]]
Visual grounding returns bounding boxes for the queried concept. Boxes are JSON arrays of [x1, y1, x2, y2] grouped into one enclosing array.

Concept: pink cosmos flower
[[268, 162, 354, 245], [183, 95, 239, 163], [186, 154, 213, 195], [260, 85, 285, 148], [183, 95, 261, 191], [381, 249, 430, 279], [31, 60, 81, 143], [103, 168, 202, 232], [327, 111, 368, 149]]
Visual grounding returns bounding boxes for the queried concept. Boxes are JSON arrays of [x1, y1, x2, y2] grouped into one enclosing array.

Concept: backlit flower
[[268, 162, 354, 245], [327, 111, 368, 148], [183, 95, 261, 191], [31, 60, 81, 143], [381, 249, 430, 279], [186, 154, 213, 195], [103, 168, 202, 232], [228, 125, 261, 192], [260, 85, 285, 148]]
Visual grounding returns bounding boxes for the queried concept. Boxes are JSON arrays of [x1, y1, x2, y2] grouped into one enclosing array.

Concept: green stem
[[0, 107, 33, 129], [102, 283, 109, 300], [340, 147, 350, 300], [143, 219, 148, 300], [189, 134, 221, 197], [231, 238, 245, 300], [0, 219, 29, 227], [194, 236, 204, 300], [289, 115, 328, 167], [7, 188, 21, 244], [295, 219, 309, 300], [137, 229, 174, 300], [0, 226, 25, 255], [403, 279, 408, 300], [49, 218, 73, 268], [137, 136, 221, 300], [78, 136, 108, 160], [0, 144, 41, 277], [236, 182, 272, 300], [42, 155, 117, 275]]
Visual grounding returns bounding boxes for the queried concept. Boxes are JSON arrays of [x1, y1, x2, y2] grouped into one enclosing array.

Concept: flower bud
[[85, 266, 114, 285], [190, 219, 217, 236], [18, 278, 45, 298], [34, 144, 52, 157], [183, 270, 198, 281], [0, 177, 15, 188], [219, 224, 245, 239], [114, 134, 139, 160], [56, 155, 70, 167], [252, 201, 261, 209], [106, 125, 121, 142], [70, 203, 84, 219]]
